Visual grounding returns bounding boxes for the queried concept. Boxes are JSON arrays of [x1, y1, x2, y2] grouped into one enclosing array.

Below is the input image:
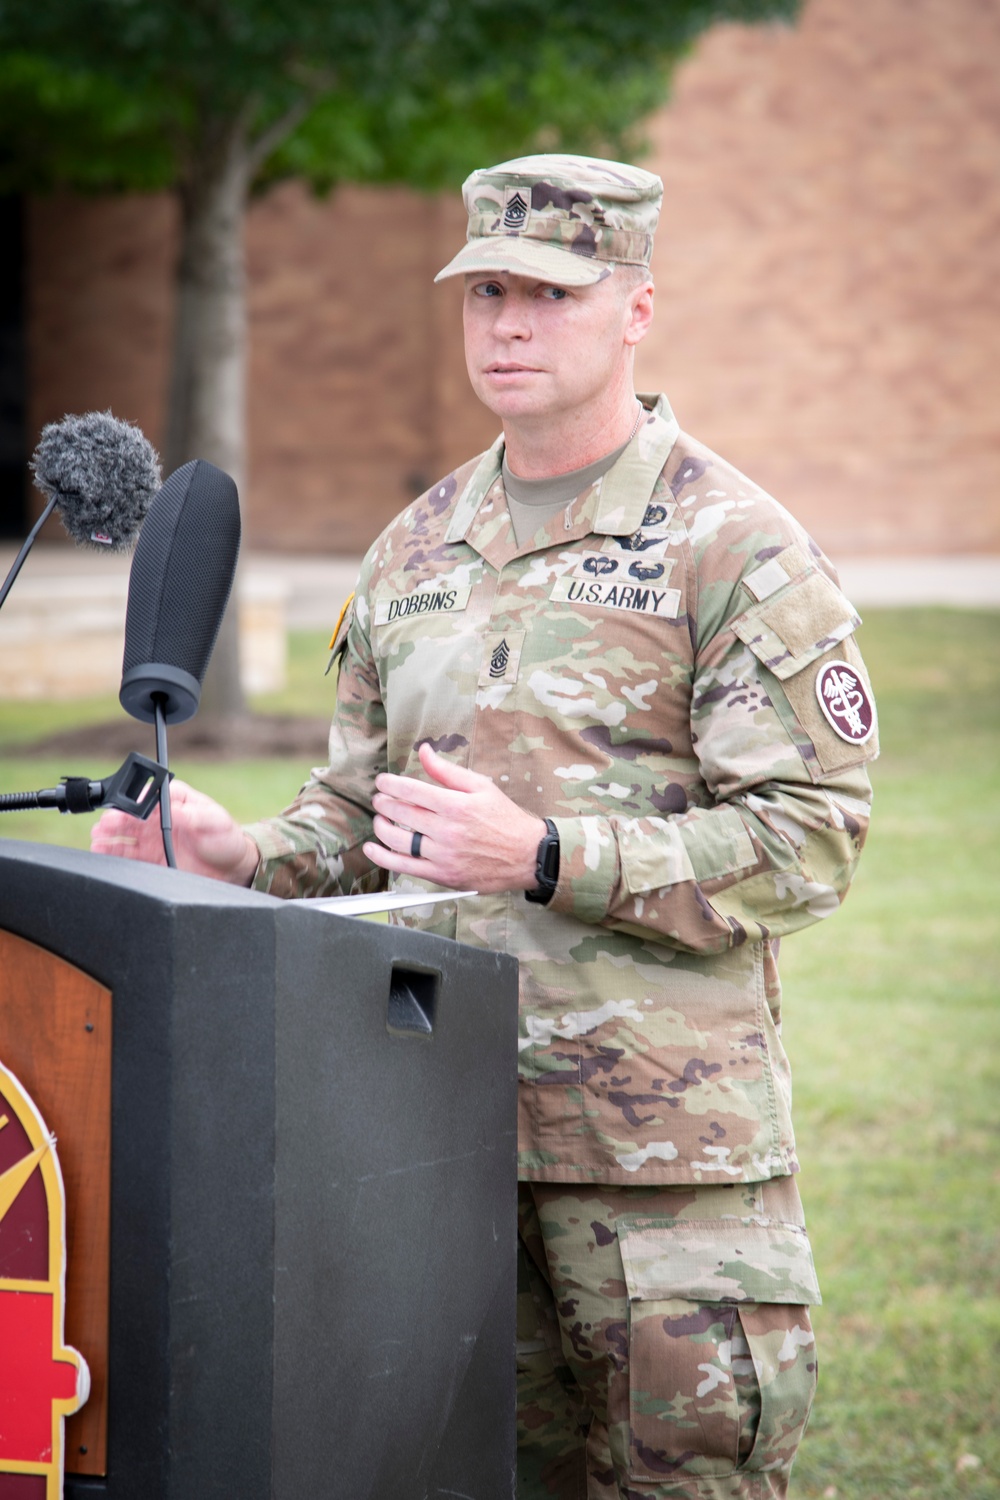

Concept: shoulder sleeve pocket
[[731, 570, 859, 680], [732, 573, 878, 776]]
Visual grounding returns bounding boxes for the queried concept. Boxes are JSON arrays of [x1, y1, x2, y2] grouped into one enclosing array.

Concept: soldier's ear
[[624, 282, 655, 347]]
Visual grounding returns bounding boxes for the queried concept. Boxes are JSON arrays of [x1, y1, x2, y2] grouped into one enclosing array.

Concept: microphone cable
[[153, 694, 177, 869]]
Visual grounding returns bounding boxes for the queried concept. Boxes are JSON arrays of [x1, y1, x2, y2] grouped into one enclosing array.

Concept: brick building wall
[[25, 0, 1000, 559], [637, 0, 1000, 558]]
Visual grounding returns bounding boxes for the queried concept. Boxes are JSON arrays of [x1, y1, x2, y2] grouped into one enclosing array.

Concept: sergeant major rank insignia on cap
[[434, 154, 662, 287], [503, 190, 528, 230]]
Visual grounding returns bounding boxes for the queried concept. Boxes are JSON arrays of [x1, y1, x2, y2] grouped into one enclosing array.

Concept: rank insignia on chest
[[478, 630, 525, 688], [489, 639, 510, 678]]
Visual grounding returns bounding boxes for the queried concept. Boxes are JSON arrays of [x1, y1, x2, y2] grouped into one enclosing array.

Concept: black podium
[[0, 841, 518, 1500]]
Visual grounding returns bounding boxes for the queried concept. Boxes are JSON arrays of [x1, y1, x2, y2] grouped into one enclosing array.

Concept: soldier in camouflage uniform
[[92, 155, 878, 1498]]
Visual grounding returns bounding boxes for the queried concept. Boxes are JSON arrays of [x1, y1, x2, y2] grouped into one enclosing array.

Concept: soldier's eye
[[473, 281, 504, 297], [540, 286, 568, 300]]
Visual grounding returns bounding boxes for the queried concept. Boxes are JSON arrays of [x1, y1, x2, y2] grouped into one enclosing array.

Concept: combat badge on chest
[[550, 501, 682, 618]]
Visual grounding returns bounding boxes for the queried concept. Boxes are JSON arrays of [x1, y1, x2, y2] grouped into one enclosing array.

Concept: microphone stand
[[0, 724, 176, 867], [0, 752, 171, 819], [0, 495, 58, 611]]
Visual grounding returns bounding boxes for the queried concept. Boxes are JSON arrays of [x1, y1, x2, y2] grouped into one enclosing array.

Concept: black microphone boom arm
[[0, 751, 171, 818]]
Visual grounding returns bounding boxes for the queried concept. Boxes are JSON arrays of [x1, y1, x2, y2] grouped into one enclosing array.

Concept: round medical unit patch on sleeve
[[815, 659, 876, 745]]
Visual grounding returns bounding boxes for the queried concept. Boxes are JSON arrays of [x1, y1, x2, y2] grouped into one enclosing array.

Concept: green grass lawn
[[1, 610, 998, 1497], [0, 627, 332, 843], [781, 610, 1000, 1500]]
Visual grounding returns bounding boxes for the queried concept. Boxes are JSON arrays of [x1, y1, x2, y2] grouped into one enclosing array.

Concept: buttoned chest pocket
[[514, 579, 693, 733], [371, 588, 482, 757]]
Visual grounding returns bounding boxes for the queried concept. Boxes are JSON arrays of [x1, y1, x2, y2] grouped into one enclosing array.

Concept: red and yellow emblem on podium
[[0, 1060, 90, 1500]]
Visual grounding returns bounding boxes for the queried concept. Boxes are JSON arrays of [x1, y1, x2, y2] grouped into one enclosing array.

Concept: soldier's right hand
[[90, 779, 260, 886]]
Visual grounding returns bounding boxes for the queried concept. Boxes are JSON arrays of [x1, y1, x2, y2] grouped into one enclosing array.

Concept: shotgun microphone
[[1, 455, 239, 871], [119, 459, 241, 725]]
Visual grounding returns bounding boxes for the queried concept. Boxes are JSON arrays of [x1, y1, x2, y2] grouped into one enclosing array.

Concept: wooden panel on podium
[[0, 931, 110, 1476]]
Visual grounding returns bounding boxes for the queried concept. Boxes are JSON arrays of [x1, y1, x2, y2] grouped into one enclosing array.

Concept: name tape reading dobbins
[[550, 576, 681, 618], [374, 585, 472, 626]]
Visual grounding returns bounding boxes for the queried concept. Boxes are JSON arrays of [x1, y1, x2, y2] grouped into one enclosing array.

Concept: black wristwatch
[[525, 818, 560, 905]]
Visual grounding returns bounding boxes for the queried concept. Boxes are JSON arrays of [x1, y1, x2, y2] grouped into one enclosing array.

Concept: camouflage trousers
[[516, 1177, 820, 1500]]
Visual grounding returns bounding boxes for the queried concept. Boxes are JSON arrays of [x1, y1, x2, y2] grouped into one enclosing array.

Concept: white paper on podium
[[305, 889, 479, 917]]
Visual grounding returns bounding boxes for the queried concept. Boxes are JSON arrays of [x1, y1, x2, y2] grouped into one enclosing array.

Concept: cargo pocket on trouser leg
[[618, 1215, 821, 1488], [734, 1303, 818, 1476]]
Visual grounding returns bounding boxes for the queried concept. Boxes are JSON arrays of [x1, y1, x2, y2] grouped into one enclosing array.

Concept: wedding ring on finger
[[410, 831, 423, 859]]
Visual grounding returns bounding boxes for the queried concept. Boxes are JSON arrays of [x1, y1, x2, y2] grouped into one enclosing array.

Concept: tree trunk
[[164, 113, 251, 720]]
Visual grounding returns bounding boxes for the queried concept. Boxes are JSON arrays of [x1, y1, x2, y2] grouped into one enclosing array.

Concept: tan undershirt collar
[[502, 438, 630, 548]]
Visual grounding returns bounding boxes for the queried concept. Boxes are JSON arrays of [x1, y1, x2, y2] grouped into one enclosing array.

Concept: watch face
[[536, 824, 559, 890]]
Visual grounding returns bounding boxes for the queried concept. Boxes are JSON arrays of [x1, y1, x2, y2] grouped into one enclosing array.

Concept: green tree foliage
[[0, 0, 800, 717], [0, 0, 800, 195]]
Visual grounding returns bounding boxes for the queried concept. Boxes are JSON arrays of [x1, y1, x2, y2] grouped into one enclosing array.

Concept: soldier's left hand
[[365, 742, 547, 893]]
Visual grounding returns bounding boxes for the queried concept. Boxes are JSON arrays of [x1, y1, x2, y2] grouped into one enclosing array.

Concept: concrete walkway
[[1, 542, 996, 700], [3, 545, 998, 628], [250, 552, 1000, 624], [833, 555, 1000, 611]]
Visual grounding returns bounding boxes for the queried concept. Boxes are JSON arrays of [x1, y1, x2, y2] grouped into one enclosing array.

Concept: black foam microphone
[[0, 410, 161, 611], [119, 459, 241, 725]]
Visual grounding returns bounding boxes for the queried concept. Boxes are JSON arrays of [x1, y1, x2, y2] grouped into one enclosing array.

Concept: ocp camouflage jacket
[[247, 394, 877, 1185]]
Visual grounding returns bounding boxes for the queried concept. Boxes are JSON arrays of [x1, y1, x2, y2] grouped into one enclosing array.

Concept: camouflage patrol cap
[[434, 153, 663, 287]]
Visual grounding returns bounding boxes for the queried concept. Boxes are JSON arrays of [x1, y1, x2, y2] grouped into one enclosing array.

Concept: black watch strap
[[525, 818, 560, 905]]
